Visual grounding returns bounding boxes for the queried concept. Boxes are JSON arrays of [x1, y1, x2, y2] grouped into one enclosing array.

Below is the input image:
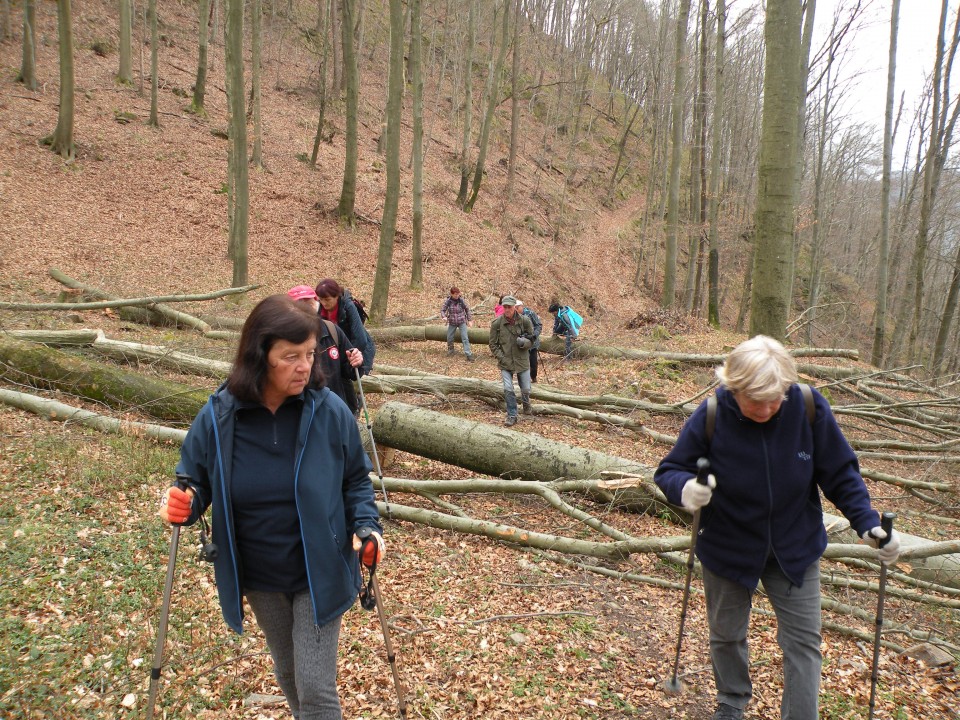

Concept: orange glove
[[159, 486, 193, 525], [353, 530, 385, 568]]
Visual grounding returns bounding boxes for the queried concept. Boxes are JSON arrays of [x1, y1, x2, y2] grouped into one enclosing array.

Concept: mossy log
[[0, 335, 207, 424]]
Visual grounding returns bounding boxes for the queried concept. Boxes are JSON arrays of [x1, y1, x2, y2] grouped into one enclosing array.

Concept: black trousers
[[528, 348, 538, 382]]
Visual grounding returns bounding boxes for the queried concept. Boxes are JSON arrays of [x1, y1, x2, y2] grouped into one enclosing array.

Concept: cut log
[[367, 325, 860, 362], [0, 335, 207, 423], [371, 401, 667, 513]]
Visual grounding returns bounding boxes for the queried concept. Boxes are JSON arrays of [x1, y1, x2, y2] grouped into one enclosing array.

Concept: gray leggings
[[246, 590, 343, 720]]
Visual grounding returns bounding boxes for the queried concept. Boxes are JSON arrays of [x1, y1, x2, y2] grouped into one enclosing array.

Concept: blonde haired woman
[[655, 335, 899, 720]]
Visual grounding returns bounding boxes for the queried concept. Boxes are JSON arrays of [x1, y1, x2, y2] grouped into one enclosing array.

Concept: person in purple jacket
[[654, 335, 900, 720]]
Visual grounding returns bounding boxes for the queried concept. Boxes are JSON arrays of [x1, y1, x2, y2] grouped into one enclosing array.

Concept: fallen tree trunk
[[0, 335, 207, 423], [47, 268, 247, 334], [372, 401, 667, 512], [0, 388, 188, 443], [368, 325, 860, 362]]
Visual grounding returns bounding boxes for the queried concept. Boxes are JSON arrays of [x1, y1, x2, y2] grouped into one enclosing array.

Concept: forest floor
[[0, 1, 959, 718]]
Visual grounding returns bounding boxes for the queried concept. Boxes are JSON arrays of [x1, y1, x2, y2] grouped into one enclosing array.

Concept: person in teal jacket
[[159, 294, 383, 720]]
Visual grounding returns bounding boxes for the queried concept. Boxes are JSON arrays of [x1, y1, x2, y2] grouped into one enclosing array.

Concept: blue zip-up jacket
[[655, 384, 879, 590], [175, 385, 380, 634]]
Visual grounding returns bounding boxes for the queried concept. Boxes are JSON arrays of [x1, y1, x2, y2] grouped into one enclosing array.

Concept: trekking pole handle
[[174, 472, 191, 492], [879, 512, 896, 549], [695, 457, 711, 485]]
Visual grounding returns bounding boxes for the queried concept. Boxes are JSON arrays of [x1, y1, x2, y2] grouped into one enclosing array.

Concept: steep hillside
[[0, 0, 659, 329]]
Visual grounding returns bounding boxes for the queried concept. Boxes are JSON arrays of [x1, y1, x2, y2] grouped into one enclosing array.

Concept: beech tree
[[369, 0, 404, 324], [118, 0, 133, 84], [18, 0, 37, 91], [337, 0, 360, 226], [409, 0, 425, 290], [148, 0, 159, 127], [872, 0, 900, 366], [225, 0, 248, 286], [48, 0, 75, 161], [192, 0, 211, 114], [662, 0, 692, 308], [749, 0, 804, 339]]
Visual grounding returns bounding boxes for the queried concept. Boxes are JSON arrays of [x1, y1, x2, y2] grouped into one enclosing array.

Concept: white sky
[[812, 0, 958, 162]]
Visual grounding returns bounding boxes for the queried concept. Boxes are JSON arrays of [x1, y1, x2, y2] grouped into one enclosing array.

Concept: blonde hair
[[715, 335, 798, 401]]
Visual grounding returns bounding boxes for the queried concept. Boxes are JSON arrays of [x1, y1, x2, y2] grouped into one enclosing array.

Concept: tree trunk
[[706, 0, 726, 327], [505, 0, 521, 207], [373, 401, 661, 504], [226, 0, 249, 287], [119, 0, 133, 84], [49, 0, 75, 160], [250, 0, 264, 167], [336, 0, 359, 226], [748, 0, 803, 339], [368, 0, 404, 325], [310, 0, 330, 166], [148, 0, 159, 127], [463, 0, 510, 212], [871, 0, 899, 366], [192, 0, 211, 113], [19, 0, 37, 91], [455, 0, 476, 208], [662, 0, 692, 308], [409, 0, 424, 290], [0, 336, 208, 424]]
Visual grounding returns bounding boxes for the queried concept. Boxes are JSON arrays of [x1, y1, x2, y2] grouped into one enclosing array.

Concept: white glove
[[861, 527, 901, 565], [680, 474, 716, 511]]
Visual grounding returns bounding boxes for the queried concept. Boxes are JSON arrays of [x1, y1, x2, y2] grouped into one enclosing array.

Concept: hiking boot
[[465, 353, 475, 362], [504, 415, 517, 427], [447, 347, 455, 356], [711, 704, 743, 720]]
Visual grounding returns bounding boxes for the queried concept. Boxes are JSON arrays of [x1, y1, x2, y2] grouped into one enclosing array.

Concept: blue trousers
[[500, 368, 531, 418], [446, 323, 472, 356], [246, 590, 344, 720], [702, 558, 822, 720]]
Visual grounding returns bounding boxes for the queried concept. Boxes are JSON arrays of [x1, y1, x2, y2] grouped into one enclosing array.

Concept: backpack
[[705, 383, 814, 443], [350, 296, 368, 325], [559, 306, 583, 336]]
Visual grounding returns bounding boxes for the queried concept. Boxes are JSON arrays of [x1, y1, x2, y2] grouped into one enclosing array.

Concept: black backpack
[[705, 383, 814, 443], [350, 295, 369, 325]]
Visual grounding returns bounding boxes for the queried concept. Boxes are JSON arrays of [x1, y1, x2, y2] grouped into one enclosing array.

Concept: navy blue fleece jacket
[[175, 385, 380, 633], [655, 384, 879, 589]]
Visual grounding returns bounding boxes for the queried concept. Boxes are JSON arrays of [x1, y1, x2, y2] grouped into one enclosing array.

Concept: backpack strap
[[799, 382, 815, 426], [320, 318, 340, 344], [705, 383, 813, 445], [706, 395, 717, 444]]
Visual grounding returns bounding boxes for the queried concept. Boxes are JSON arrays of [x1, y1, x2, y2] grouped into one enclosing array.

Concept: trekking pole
[[537, 349, 549, 384], [357, 529, 407, 717], [145, 475, 190, 720], [664, 457, 711, 695], [355, 366, 391, 517], [868, 512, 896, 720]]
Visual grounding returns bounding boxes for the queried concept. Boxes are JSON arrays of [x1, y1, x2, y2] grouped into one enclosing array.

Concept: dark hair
[[228, 295, 325, 402], [450, 286, 460, 294], [548, 302, 560, 313], [315, 278, 343, 299]]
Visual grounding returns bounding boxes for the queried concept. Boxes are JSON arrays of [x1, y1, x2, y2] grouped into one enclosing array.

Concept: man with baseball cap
[[488, 295, 535, 426]]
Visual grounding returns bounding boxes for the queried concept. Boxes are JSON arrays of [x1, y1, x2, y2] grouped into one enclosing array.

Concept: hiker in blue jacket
[[548, 302, 575, 360], [159, 294, 384, 720], [654, 335, 900, 720]]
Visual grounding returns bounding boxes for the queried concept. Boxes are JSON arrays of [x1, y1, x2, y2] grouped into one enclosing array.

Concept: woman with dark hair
[[158, 294, 384, 720], [314, 278, 376, 376]]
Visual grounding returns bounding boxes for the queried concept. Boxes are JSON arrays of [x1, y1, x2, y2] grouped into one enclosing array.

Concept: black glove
[[516, 336, 532, 350]]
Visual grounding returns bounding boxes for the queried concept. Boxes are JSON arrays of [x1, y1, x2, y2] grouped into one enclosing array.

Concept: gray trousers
[[246, 590, 343, 720], [702, 558, 822, 720]]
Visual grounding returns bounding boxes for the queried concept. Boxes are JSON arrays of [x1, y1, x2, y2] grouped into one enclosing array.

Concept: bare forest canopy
[[2, 0, 960, 378]]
